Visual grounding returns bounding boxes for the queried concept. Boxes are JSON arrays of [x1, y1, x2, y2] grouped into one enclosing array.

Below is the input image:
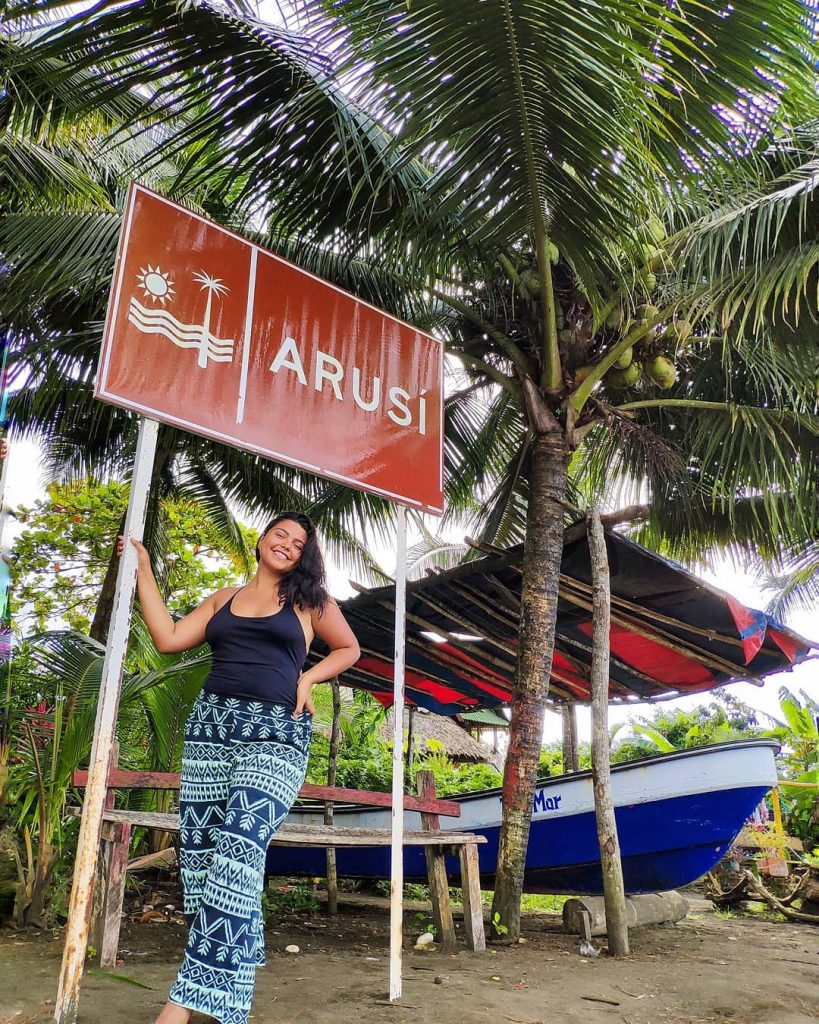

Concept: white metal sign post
[[389, 507, 408, 1000], [55, 417, 159, 1024]]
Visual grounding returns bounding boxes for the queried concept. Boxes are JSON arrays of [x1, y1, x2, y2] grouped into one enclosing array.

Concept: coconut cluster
[[578, 215, 698, 394]]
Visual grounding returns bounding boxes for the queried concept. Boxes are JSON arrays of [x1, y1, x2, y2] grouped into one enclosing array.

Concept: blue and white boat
[[266, 739, 778, 895]]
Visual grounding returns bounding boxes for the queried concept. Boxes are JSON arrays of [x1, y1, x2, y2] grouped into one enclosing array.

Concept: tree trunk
[[325, 678, 341, 916], [587, 509, 630, 956], [24, 839, 56, 926], [89, 513, 126, 644], [561, 703, 579, 773], [491, 430, 567, 940]]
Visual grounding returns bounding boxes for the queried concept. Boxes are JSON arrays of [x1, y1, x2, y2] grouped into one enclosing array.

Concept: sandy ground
[[1, 895, 817, 1024]]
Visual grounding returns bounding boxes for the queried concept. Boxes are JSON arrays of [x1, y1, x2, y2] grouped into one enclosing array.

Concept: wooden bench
[[70, 767, 486, 967]]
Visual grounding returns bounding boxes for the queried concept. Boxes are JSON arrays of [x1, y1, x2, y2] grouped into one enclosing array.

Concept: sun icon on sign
[[136, 266, 175, 304]]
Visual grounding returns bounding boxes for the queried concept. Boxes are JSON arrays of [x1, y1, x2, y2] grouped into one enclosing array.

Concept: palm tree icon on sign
[[128, 266, 236, 368]]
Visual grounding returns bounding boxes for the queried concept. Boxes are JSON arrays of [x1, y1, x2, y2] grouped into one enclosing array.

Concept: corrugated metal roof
[[460, 709, 510, 727]]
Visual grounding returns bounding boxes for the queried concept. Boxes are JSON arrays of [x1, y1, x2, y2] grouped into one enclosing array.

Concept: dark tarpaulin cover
[[309, 532, 815, 716]]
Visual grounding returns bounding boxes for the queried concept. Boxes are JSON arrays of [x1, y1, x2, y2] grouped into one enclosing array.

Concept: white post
[[54, 416, 159, 1024], [389, 506, 408, 1001]]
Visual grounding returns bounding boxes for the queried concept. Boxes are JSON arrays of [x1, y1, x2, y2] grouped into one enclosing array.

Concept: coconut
[[642, 272, 657, 292], [604, 307, 624, 330], [647, 216, 666, 243], [645, 354, 676, 389], [636, 304, 659, 321], [605, 361, 641, 388], [548, 241, 559, 264], [614, 346, 633, 369]]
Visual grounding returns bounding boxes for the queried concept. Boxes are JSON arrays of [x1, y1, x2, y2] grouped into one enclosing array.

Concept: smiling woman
[[117, 511, 360, 1024]]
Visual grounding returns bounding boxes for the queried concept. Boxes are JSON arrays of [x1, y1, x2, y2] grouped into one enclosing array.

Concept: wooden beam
[[69, 807, 486, 847], [325, 678, 341, 916], [559, 573, 747, 652], [70, 774, 462, 818]]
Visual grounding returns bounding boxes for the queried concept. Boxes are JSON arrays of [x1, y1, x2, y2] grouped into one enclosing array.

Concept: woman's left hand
[[293, 675, 316, 718]]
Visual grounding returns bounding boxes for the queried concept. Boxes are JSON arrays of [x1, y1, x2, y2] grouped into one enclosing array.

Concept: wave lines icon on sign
[[128, 266, 235, 368]]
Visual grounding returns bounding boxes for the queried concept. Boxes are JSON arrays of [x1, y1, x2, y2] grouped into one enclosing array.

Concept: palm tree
[[6, 629, 210, 923], [5, 1, 819, 940], [665, 124, 819, 612], [0, 21, 397, 641]]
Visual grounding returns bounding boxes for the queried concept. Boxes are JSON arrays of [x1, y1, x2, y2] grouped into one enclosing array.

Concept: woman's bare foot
[[154, 1001, 192, 1024]]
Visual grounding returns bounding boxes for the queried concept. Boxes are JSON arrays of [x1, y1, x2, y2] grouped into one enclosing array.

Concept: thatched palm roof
[[379, 707, 498, 764]]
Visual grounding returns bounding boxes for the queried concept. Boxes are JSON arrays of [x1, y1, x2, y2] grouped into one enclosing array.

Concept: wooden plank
[[73, 769, 181, 790], [68, 807, 486, 847], [71, 772, 462, 818], [416, 771, 440, 830], [416, 771, 454, 952], [272, 826, 487, 848], [458, 844, 486, 952], [300, 784, 461, 818], [99, 822, 130, 969], [425, 848, 456, 952]]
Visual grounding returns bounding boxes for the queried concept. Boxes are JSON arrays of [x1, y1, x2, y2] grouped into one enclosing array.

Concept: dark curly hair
[[255, 512, 329, 613]]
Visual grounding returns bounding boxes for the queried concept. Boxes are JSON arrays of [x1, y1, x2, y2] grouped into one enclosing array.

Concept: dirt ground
[[1, 894, 817, 1024]]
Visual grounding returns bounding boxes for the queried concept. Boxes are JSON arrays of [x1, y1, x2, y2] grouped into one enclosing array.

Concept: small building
[[380, 706, 504, 770]]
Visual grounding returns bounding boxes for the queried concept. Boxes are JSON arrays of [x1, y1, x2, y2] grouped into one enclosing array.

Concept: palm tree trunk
[[25, 839, 55, 926], [491, 429, 567, 940], [89, 514, 126, 644]]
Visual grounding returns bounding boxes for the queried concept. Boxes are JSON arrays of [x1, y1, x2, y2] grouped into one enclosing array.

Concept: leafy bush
[[306, 732, 501, 796]]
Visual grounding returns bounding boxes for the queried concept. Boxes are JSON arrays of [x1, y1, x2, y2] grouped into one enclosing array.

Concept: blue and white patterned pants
[[169, 691, 312, 1024]]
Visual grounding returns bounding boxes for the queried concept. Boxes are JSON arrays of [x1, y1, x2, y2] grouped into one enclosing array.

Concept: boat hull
[[266, 739, 778, 896]]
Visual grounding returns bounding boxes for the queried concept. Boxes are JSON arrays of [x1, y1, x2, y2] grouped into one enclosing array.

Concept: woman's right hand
[[116, 535, 151, 571]]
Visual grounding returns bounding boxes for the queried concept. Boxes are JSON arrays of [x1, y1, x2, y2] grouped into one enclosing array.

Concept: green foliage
[[766, 687, 819, 848], [262, 883, 321, 920], [307, 729, 502, 797], [12, 480, 246, 632], [491, 911, 508, 937], [2, 629, 210, 921], [306, 690, 503, 796], [610, 692, 763, 759]]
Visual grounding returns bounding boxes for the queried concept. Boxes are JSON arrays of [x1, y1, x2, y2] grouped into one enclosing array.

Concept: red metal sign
[[96, 184, 444, 514]]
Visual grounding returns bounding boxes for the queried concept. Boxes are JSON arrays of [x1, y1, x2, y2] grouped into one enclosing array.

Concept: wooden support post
[[405, 705, 415, 793], [97, 821, 131, 968], [561, 703, 579, 773], [54, 417, 159, 1024], [458, 844, 486, 952], [325, 678, 341, 916], [92, 741, 120, 951], [587, 509, 630, 957], [416, 769, 456, 952]]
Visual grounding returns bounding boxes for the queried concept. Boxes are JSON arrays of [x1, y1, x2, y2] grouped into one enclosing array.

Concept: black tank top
[[202, 592, 308, 710]]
